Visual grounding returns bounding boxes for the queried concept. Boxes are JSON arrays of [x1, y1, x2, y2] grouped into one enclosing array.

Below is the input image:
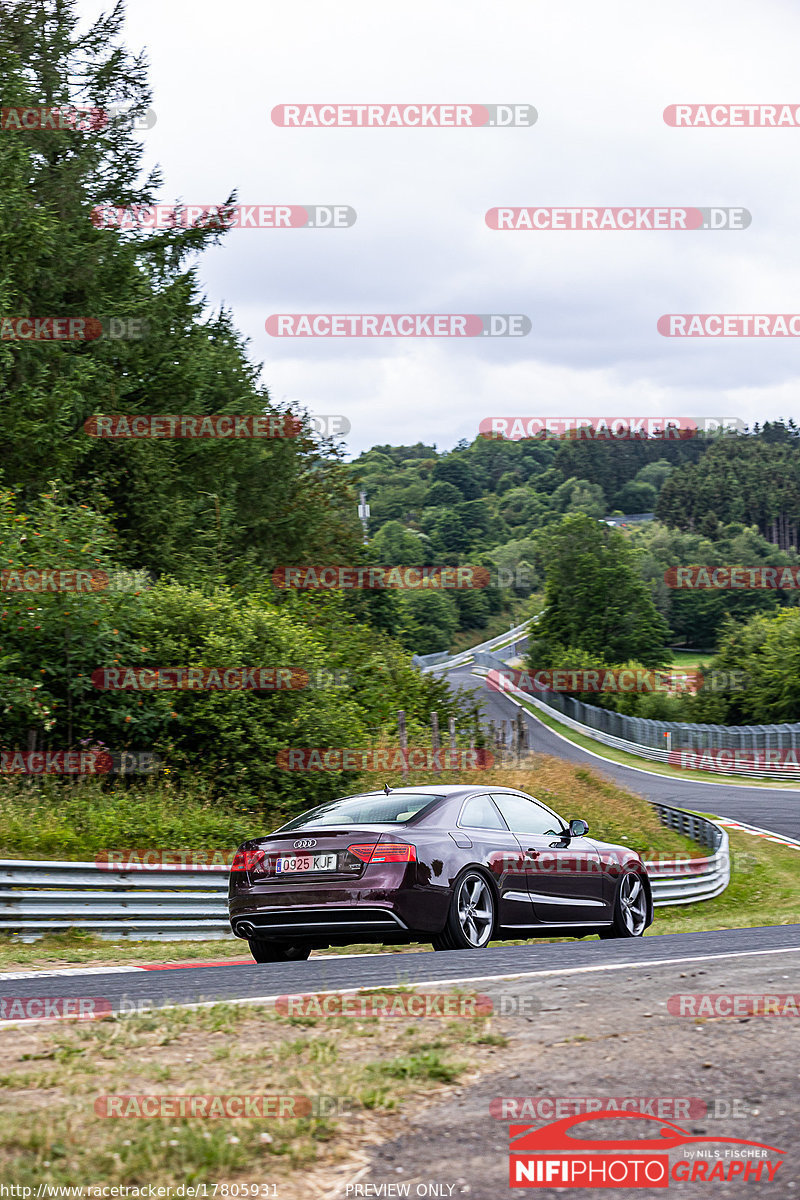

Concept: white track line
[[0, 965, 149, 980], [2, 944, 798, 1023], [712, 817, 800, 849], [144, 944, 800, 1016], [0, 950, 413, 981]]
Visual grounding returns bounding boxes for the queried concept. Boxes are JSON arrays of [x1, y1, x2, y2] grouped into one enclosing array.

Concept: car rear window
[[278, 793, 442, 830]]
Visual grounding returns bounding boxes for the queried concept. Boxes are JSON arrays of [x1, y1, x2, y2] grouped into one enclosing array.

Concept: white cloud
[[78, 0, 800, 453]]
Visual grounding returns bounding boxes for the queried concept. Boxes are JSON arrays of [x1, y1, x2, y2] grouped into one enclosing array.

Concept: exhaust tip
[[236, 921, 254, 937]]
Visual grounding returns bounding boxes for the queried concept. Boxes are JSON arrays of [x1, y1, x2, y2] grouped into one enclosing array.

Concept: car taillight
[[231, 849, 266, 873], [347, 842, 416, 864]]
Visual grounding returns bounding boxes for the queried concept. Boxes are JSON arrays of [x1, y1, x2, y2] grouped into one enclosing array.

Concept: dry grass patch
[[0, 991, 504, 1194]]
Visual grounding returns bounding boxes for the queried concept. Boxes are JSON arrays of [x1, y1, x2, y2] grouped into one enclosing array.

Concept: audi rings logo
[[294, 838, 317, 849]]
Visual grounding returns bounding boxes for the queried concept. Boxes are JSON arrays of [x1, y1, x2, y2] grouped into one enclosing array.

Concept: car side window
[[491, 793, 563, 837], [459, 794, 508, 830]]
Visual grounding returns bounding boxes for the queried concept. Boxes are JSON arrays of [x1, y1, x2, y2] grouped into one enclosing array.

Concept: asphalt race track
[[2, 925, 799, 1013], [443, 665, 800, 840]]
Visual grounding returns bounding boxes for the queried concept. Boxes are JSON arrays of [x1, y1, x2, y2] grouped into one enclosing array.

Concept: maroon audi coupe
[[228, 784, 653, 962]]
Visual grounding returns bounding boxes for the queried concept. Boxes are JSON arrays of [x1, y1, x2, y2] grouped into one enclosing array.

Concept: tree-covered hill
[[0, 1, 479, 809]]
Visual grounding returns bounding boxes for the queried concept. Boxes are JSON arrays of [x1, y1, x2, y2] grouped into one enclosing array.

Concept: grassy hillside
[[0, 757, 697, 862]]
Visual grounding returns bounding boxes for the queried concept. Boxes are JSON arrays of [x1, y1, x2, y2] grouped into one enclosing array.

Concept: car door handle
[[525, 848, 540, 858]]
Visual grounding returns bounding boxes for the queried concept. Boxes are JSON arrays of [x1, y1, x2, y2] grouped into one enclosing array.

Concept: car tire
[[432, 869, 496, 951], [248, 940, 311, 963], [598, 870, 648, 939]]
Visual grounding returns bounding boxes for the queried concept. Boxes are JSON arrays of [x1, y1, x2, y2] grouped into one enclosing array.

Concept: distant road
[[442, 665, 800, 840]]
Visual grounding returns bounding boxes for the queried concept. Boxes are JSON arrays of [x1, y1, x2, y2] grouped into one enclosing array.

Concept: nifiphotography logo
[[508, 1111, 784, 1188]]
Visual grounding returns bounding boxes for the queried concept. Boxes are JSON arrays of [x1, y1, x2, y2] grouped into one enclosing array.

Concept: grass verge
[[642, 828, 800, 934], [0, 990, 504, 1193], [0, 780, 260, 861], [667, 649, 716, 670], [0, 755, 701, 862]]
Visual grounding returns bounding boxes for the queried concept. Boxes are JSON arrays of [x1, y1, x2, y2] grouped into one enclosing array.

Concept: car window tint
[[459, 794, 508, 830], [491, 793, 563, 837]]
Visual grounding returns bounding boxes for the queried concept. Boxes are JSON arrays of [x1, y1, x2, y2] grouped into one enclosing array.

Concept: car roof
[[350, 784, 527, 798]]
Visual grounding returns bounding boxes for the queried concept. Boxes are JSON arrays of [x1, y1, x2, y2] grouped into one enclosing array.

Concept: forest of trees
[[656, 433, 800, 549], [0, 1, 480, 809], [351, 428, 800, 655], [5, 0, 800, 786]]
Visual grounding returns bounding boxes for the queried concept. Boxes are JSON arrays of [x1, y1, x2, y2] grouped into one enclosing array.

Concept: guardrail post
[[431, 711, 440, 775], [397, 711, 408, 781]]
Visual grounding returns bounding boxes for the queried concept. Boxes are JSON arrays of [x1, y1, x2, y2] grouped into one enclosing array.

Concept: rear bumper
[[229, 903, 409, 940], [228, 865, 448, 939]]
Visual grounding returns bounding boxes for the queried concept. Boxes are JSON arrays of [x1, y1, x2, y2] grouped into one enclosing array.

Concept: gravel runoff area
[[331, 947, 800, 1199]]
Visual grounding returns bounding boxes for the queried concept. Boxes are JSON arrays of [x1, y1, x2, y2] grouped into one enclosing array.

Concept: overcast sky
[[79, 0, 800, 456]]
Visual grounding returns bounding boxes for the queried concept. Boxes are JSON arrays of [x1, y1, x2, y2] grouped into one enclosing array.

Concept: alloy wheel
[[620, 872, 647, 935], [456, 874, 494, 947]]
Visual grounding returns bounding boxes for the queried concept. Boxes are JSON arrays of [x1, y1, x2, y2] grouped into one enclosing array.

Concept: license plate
[[276, 853, 337, 874]]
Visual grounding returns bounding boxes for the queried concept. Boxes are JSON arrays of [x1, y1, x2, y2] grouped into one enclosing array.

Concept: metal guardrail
[[411, 650, 451, 668], [484, 666, 800, 780], [0, 860, 233, 941], [418, 619, 534, 674], [645, 803, 730, 907], [0, 803, 729, 940]]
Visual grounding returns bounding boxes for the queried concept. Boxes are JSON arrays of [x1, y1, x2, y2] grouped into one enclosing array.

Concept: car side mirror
[[568, 819, 589, 838]]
